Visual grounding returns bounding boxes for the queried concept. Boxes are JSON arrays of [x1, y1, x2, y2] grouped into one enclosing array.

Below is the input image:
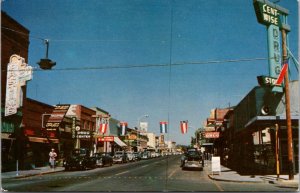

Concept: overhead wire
[[2, 57, 273, 72], [1, 26, 45, 41]]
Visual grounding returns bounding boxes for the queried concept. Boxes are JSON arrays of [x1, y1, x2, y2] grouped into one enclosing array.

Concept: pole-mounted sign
[[253, 0, 290, 93], [254, 0, 294, 180]]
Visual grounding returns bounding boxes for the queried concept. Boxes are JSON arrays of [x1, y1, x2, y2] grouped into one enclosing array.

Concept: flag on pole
[[99, 123, 108, 134], [180, 120, 188, 134], [120, 122, 128, 136], [160, 121, 168, 133]]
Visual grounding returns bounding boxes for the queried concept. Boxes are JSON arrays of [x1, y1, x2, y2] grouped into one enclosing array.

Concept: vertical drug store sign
[[253, 0, 290, 82]]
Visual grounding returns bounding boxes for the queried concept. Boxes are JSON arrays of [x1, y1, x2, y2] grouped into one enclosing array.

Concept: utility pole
[[281, 28, 294, 180], [275, 124, 280, 179]]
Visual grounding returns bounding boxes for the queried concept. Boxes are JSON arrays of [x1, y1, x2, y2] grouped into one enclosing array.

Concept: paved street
[[2, 155, 298, 192]]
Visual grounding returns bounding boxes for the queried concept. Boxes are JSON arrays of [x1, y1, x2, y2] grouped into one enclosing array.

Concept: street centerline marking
[[168, 167, 179, 178], [115, 170, 129, 176]]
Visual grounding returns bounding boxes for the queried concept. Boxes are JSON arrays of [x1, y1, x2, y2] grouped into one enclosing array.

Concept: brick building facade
[[1, 11, 30, 171]]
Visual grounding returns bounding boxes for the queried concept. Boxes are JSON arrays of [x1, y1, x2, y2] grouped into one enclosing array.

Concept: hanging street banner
[[160, 121, 168, 134], [46, 104, 70, 131], [5, 54, 33, 116], [99, 123, 108, 134], [120, 122, 128, 136], [180, 120, 188, 134], [95, 114, 110, 134]]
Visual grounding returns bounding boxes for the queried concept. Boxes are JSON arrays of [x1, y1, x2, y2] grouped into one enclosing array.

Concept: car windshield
[[115, 152, 123, 155], [72, 149, 87, 156], [187, 151, 200, 157]]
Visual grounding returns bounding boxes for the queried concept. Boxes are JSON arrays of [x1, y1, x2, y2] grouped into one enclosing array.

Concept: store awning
[[245, 115, 299, 129], [114, 137, 127, 147], [28, 137, 59, 144]]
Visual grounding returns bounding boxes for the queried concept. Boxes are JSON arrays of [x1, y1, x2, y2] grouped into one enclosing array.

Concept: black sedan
[[63, 148, 96, 171], [92, 152, 113, 167], [180, 148, 204, 170]]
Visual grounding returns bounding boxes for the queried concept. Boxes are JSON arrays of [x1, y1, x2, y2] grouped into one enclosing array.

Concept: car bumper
[[113, 158, 123, 163], [183, 161, 203, 168]]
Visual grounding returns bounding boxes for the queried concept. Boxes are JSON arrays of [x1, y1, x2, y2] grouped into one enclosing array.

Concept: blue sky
[[2, 0, 298, 145]]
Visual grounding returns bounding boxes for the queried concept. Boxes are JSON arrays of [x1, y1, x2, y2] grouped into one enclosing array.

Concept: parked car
[[113, 151, 128, 163], [180, 148, 204, 170], [126, 152, 135, 162], [141, 151, 151, 160], [92, 152, 113, 167], [133, 152, 142, 161], [155, 152, 161, 158], [63, 148, 96, 171]]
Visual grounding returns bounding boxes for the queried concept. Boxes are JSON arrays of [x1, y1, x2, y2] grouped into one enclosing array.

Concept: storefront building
[[1, 12, 30, 171], [229, 82, 299, 174], [66, 105, 96, 151]]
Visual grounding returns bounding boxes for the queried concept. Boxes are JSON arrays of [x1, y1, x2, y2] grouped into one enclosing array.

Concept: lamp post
[[137, 114, 149, 151]]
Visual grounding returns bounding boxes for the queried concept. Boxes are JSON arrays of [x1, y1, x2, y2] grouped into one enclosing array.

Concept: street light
[[37, 39, 56, 70]]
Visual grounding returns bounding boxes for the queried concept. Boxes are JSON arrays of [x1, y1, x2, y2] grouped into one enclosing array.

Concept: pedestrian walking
[[49, 148, 57, 170]]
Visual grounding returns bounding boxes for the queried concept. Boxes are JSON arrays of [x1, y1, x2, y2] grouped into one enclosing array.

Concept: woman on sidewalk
[[49, 148, 57, 170]]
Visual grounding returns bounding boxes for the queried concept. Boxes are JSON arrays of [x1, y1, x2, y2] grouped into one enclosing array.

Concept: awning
[[245, 115, 299, 129], [114, 137, 127, 147], [28, 137, 59, 144]]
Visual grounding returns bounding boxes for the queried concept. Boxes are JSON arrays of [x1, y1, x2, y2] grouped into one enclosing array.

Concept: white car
[[126, 152, 135, 162]]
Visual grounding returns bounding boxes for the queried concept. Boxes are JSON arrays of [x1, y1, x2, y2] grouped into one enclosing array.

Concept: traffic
[[63, 148, 182, 171]]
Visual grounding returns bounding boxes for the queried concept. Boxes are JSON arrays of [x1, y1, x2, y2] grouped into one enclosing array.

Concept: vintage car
[[133, 152, 142, 161], [180, 148, 204, 170], [113, 151, 128, 164], [126, 152, 135, 162], [63, 148, 96, 171], [92, 152, 113, 167]]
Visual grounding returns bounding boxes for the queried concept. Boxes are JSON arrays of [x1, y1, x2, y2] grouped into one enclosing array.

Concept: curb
[[208, 174, 264, 183], [9, 169, 65, 179]]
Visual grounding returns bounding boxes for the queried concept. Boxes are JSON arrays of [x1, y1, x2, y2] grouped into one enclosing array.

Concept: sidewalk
[[207, 163, 299, 188], [1, 166, 65, 179]]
